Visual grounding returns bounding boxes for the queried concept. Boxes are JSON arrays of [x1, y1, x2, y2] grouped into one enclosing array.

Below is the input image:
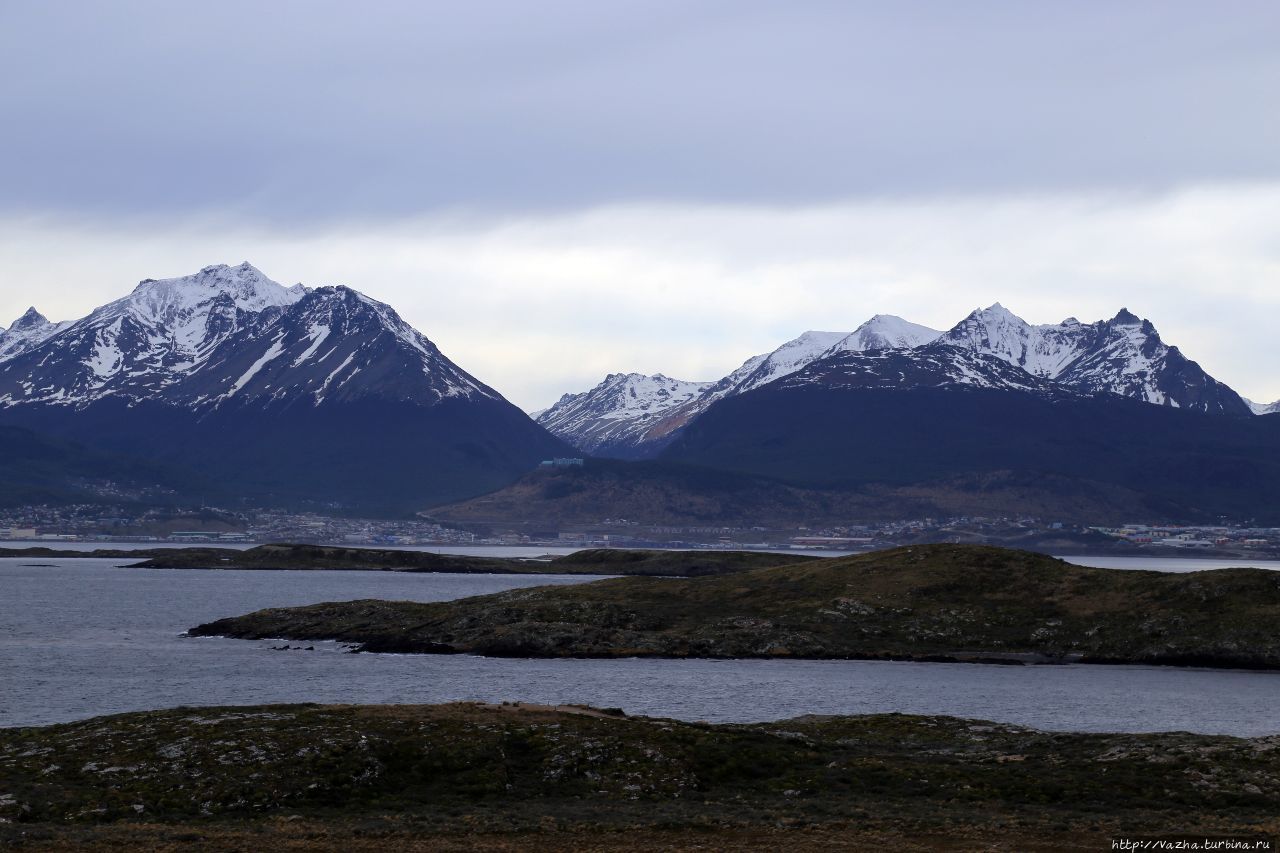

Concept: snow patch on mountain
[[291, 323, 332, 367], [86, 320, 126, 381], [227, 335, 287, 398], [1247, 398, 1280, 415]]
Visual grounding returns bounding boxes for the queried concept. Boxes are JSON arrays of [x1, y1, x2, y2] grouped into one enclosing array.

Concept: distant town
[[2, 502, 1278, 558]]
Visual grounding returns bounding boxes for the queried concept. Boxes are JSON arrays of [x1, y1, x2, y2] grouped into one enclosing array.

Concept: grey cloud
[[3, 0, 1280, 222]]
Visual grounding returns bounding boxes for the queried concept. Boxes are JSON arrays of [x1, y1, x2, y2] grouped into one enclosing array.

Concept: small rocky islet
[[190, 544, 1280, 668]]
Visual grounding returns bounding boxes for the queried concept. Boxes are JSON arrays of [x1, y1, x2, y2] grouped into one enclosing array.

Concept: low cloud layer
[[3, 183, 1278, 410], [3, 4, 1278, 409], [2, 2, 1279, 220]]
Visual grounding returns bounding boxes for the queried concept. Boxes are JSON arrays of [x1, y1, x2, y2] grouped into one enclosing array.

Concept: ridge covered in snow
[[941, 304, 1250, 416], [536, 330, 865, 457], [728, 330, 847, 393], [0, 263, 499, 411], [825, 315, 942, 356], [776, 342, 1063, 396], [1247, 398, 1280, 415], [535, 373, 714, 457], [540, 303, 1255, 457]]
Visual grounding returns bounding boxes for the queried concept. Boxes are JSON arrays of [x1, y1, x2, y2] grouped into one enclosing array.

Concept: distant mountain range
[[537, 305, 1256, 458], [2, 266, 1277, 523], [537, 316, 945, 459], [509, 304, 1280, 525], [0, 263, 567, 512]]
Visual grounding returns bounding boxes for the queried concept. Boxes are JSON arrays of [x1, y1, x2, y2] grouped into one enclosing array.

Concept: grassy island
[[189, 544, 1280, 669]]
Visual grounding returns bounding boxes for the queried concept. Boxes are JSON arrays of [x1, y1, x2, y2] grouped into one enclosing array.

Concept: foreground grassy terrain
[[191, 544, 1280, 667], [2, 703, 1277, 851]]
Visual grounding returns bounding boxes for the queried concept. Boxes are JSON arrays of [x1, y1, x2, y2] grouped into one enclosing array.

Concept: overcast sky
[[2, 1, 1279, 408]]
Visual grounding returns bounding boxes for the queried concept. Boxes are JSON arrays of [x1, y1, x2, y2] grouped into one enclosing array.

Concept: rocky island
[[2, 702, 1277, 850], [1, 543, 816, 577], [190, 544, 1280, 668]]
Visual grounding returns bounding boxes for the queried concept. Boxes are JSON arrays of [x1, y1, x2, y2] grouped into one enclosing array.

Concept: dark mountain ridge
[[660, 372, 1280, 524]]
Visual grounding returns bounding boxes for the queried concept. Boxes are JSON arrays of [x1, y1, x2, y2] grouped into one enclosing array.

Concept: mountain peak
[[117, 263, 308, 331], [978, 302, 1025, 322], [0, 306, 69, 362], [1111, 308, 1142, 326], [10, 307, 50, 331], [830, 315, 942, 355]]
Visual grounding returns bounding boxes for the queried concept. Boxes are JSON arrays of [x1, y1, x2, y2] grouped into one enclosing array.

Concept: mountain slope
[[0, 424, 185, 507], [661, 347, 1280, 522], [1247, 398, 1280, 416], [0, 263, 568, 513]]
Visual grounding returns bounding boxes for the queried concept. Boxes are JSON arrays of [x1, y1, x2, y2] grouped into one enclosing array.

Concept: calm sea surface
[[3, 556, 1277, 735]]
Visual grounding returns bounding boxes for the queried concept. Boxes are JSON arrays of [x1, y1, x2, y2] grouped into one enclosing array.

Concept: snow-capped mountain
[[536, 330, 853, 458], [941, 305, 1250, 416], [662, 337, 1280, 525], [0, 263, 566, 512], [825, 315, 941, 355], [541, 303, 1255, 458], [1248, 398, 1280, 415], [0, 263, 498, 410], [535, 373, 713, 457]]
